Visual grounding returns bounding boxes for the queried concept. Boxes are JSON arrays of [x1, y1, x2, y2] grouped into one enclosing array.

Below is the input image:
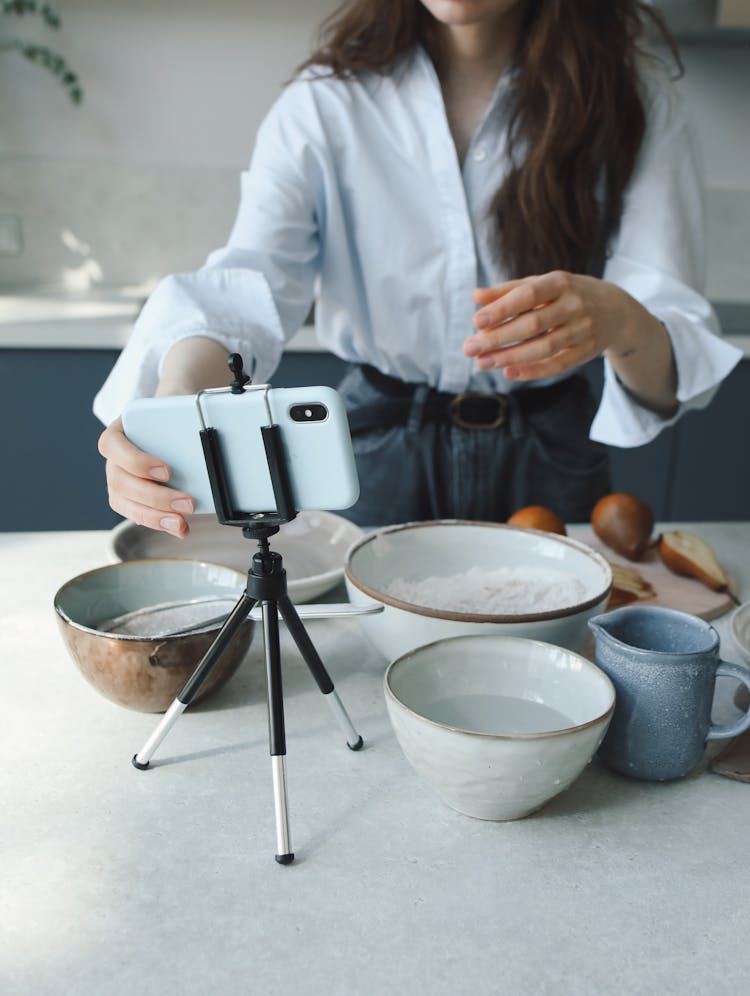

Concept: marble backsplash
[[1, 159, 749, 303], [705, 188, 750, 302], [0, 160, 240, 295]]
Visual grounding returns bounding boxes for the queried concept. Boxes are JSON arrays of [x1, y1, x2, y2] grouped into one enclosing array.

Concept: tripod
[[132, 356, 363, 864]]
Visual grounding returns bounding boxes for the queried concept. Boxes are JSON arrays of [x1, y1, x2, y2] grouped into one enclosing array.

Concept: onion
[[591, 493, 654, 560], [507, 505, 567, 535]]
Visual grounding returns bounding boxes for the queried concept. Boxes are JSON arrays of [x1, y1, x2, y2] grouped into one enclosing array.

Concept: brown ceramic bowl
[[54, 559, 254, 713]]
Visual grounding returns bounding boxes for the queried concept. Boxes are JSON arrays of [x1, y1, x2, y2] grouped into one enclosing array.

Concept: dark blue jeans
[[338, 366, 610, 526]]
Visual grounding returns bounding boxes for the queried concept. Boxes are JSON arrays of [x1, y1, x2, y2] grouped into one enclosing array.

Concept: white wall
[[0, 0, 337, 290], [677, 45, 750, 302], [0, 2, 748, 298], [0, 0, 337, 167], [678, 45, 750, 190]]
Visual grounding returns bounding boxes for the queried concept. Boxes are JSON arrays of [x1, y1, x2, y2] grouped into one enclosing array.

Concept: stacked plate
[[107, 510, 364, 603], [731, 602, 750, 711]]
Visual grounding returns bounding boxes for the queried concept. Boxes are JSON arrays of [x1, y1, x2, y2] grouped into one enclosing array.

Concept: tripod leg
[[260, 601, 294, 864], [132, 593, 256, 769], [277, 594, 364, 751]]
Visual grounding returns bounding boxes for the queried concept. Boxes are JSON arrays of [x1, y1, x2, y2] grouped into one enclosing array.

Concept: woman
[[95, 0, 740, 533]]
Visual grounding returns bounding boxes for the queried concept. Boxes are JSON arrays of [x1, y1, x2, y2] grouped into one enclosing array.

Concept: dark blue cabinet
[[0, 348, 351, 531], [668, 362, 750, 520], [0, 347, 747, 530], [585, 357, 749, 521], [1, 350, 121, 532]]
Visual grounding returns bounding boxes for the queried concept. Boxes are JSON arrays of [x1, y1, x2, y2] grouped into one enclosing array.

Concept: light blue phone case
[[122, 386, 360, 514]]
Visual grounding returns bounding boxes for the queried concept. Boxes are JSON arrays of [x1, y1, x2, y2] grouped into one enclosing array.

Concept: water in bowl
[[424, 694, 574, 735]]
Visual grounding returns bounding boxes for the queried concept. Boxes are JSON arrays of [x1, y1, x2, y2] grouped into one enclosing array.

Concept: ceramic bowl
[[384, 634, 615, 821], [54, 559, 253, 713], [730, 601, 750, 666], [730, 601, 750, 711], [107, 510, 364, 603], [345, 520, 611, 661]]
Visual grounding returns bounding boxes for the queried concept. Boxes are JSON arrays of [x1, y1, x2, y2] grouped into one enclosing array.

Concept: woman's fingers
[[99, 416, 194, 536], [98, 416, 171, 483], [468, 272, 623, 379], [471, 280, 525, 306], [471, 326, 566, 371], [472, 271, 569, 332], [465, 294, 573, 358], [105, 462, 194, 516], [504, 342, 593, 381], [108, 489, 191, 538], [467, 312, 598, 376]]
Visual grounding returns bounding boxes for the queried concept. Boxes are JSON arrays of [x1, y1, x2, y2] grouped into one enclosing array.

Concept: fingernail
[[463, 339, 480, 357], [474, 313, 489, 329], [160, 516, 182, 533], [170, 499, 194, 514], [150, 466, 169, 482], [477, 356, 495, 370]]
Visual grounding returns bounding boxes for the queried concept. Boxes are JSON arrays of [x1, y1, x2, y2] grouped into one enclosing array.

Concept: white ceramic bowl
[[385, 634, 615, 821], [345, 521, 612, 660], [730, 602, 750, 711], [730, 601, 750, 666]]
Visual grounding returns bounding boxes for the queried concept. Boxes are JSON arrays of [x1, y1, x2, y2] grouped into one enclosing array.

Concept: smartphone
[[122, 385, 360, 514]]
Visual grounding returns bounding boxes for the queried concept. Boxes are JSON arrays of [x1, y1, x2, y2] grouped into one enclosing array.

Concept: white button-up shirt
[[94, 47, 741, 447]]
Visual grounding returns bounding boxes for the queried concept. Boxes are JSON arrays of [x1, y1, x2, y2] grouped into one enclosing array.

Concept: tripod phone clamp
[[132, 354, 364, 865], [194, 356, 294, 530]]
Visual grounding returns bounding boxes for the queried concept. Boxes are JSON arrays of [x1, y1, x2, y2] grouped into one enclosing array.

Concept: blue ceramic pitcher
[[588, 605, 750, 781]]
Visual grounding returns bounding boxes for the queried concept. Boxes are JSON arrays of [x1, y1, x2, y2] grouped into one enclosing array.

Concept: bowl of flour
[[344, 520, 611, 661]]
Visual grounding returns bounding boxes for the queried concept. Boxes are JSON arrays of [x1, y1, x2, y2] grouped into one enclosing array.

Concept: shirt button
[[473, 146, 487, 162]]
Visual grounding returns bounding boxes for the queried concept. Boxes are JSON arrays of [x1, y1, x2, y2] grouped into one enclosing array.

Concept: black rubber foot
[[275, 852, 295, 865], [347, 736, 364, 751], [132, 754, 150, 770]]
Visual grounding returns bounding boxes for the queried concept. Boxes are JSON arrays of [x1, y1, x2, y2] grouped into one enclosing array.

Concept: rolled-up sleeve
[[93, 80, 325, 426], [589, 65, 742, 448]]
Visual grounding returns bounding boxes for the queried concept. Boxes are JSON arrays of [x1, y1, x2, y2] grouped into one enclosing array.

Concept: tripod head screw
[[228, 353, 251, 393]]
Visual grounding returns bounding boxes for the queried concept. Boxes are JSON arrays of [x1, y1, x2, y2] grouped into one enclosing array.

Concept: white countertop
[[1, 291, 749, 355], [4, 522, 750, 996], [0, 291, 320, 352]]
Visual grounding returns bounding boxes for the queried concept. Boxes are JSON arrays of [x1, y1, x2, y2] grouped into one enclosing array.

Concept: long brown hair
[[299, 0, 679, 278]]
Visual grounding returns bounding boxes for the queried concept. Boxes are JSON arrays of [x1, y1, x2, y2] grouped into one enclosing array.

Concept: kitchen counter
[[0, 290, 320, 352], [4, 523, 750, 996], [0, 291, 749, 354]]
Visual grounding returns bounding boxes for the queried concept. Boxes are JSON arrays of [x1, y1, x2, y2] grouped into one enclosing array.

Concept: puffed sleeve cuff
[[589, 311, 742, 448], [92, 268, 286, 426]]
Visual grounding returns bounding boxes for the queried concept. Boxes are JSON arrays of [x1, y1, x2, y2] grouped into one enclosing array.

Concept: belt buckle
[[450, 391, 507, 431]]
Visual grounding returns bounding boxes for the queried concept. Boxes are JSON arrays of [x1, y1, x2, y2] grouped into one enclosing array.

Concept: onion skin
[[507, 505, 567, 535], [591, 493, 654, 561]]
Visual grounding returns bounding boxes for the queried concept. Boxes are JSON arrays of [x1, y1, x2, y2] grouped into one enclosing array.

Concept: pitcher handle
[[707, 661, 750, 741]]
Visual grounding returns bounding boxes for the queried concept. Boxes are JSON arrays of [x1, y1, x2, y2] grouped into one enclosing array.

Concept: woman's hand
[[98, 417, 195, 537], [463, 270, 677, 415], [97, 336, 233, 537], [464, 271, 629, 378]]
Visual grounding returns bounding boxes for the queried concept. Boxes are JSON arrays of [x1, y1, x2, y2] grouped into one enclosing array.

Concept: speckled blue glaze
[[589, 605, 750, 781]]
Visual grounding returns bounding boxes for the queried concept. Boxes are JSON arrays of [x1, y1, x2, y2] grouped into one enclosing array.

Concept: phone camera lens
[[289, 403, 329, 423]]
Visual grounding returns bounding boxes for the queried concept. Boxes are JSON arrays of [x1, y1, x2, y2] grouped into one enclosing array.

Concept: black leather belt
[[346, 364, 572, 433]]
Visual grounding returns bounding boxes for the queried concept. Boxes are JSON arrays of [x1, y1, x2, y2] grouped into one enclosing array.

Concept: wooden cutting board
[[571, 525, 738, 621]]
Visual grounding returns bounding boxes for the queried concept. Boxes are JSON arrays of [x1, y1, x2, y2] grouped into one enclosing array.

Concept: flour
[[384, 565, 586, 614], [98, 597, 237, 637]]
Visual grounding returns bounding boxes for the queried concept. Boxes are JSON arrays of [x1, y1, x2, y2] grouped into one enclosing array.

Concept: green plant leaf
[[0, 2, 60, 29], [0, 2, 83, 104], [13, 41, 83, 103]]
